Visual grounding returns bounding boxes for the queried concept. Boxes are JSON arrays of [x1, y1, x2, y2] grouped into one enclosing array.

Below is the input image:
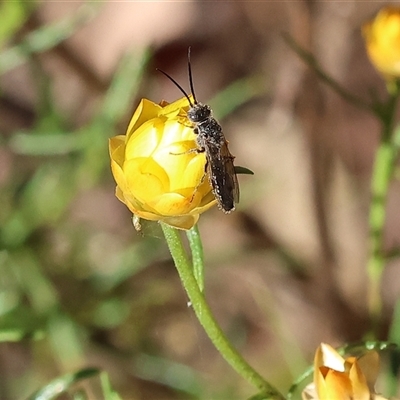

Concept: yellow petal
[[124, 157, 169, 204], [109, 136, 126, 168], [116, 186, 146, 216], [126, 98, 161, 141], [125, 120, 165, 160], [322, 369, 352, 400], [148, 192, 195, 216], [197, 193, 217, 210], [348, 359, 370, 400], [159, 96, 192, 117], [162, 214, 199, 230], [315, 343, 345, 371], [111, 156, 128, 195]]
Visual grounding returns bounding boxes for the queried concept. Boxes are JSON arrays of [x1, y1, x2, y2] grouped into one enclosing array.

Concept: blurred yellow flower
[[363, 7, 400, 79], [302, 343, 385, 400], [109, 96, 216, 230]]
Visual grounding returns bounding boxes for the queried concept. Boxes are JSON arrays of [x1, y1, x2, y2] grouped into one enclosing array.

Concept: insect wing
[[206, 141, 239, 213], [221, 142, 240, 203], [220, 142, 240, 205]]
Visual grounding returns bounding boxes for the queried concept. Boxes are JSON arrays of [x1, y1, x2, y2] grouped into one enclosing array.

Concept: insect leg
[[169, 148, 198, 156], [169, 144, 205, 156]]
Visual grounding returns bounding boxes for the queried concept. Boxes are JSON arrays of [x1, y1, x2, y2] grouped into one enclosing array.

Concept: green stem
[[367, 92, 399, 335], [186, 225, 205, 292], [367, 142, 396, 332], [283, 33, 372, 112], [160, 222, 284, 399]]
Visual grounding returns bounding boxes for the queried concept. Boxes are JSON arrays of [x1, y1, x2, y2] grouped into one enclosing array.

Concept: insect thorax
[[196, 117, 224, 145]]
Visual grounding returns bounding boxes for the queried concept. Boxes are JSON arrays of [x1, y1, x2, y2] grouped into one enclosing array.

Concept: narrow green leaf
[[27, 368, 100, 400], [0, 329, 44, 342], [100, 47, 151, 125], [100, 372, 123, 400], [0, 3, 99, 73]]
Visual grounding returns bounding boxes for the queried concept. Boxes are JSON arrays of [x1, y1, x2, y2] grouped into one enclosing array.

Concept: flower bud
[[302, 343, 384, 400], [363, 7, 400, 80], [109, 97, 216, 230]]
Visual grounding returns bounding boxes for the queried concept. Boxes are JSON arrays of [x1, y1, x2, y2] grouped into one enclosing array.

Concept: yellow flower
[[109, 96, 216, 230], [363, 7, 400, 79], [302, 343, 385, 400]]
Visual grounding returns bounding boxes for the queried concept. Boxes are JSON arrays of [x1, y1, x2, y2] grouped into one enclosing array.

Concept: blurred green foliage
[[0, 0, 263, 390], [2, 3, 400, 400], [0, 3, 185, 399], [0, 0, 31, 48]]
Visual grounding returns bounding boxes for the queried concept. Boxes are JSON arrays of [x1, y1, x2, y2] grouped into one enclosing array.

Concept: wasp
[[157, 48, 239, 213]]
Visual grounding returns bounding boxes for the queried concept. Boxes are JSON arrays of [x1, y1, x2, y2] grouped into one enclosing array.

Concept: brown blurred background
[[1, 1, 399, 399]]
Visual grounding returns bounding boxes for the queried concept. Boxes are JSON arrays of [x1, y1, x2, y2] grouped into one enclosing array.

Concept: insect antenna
[[156, 68, 194, 107], [187, 46, 198, 104]]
